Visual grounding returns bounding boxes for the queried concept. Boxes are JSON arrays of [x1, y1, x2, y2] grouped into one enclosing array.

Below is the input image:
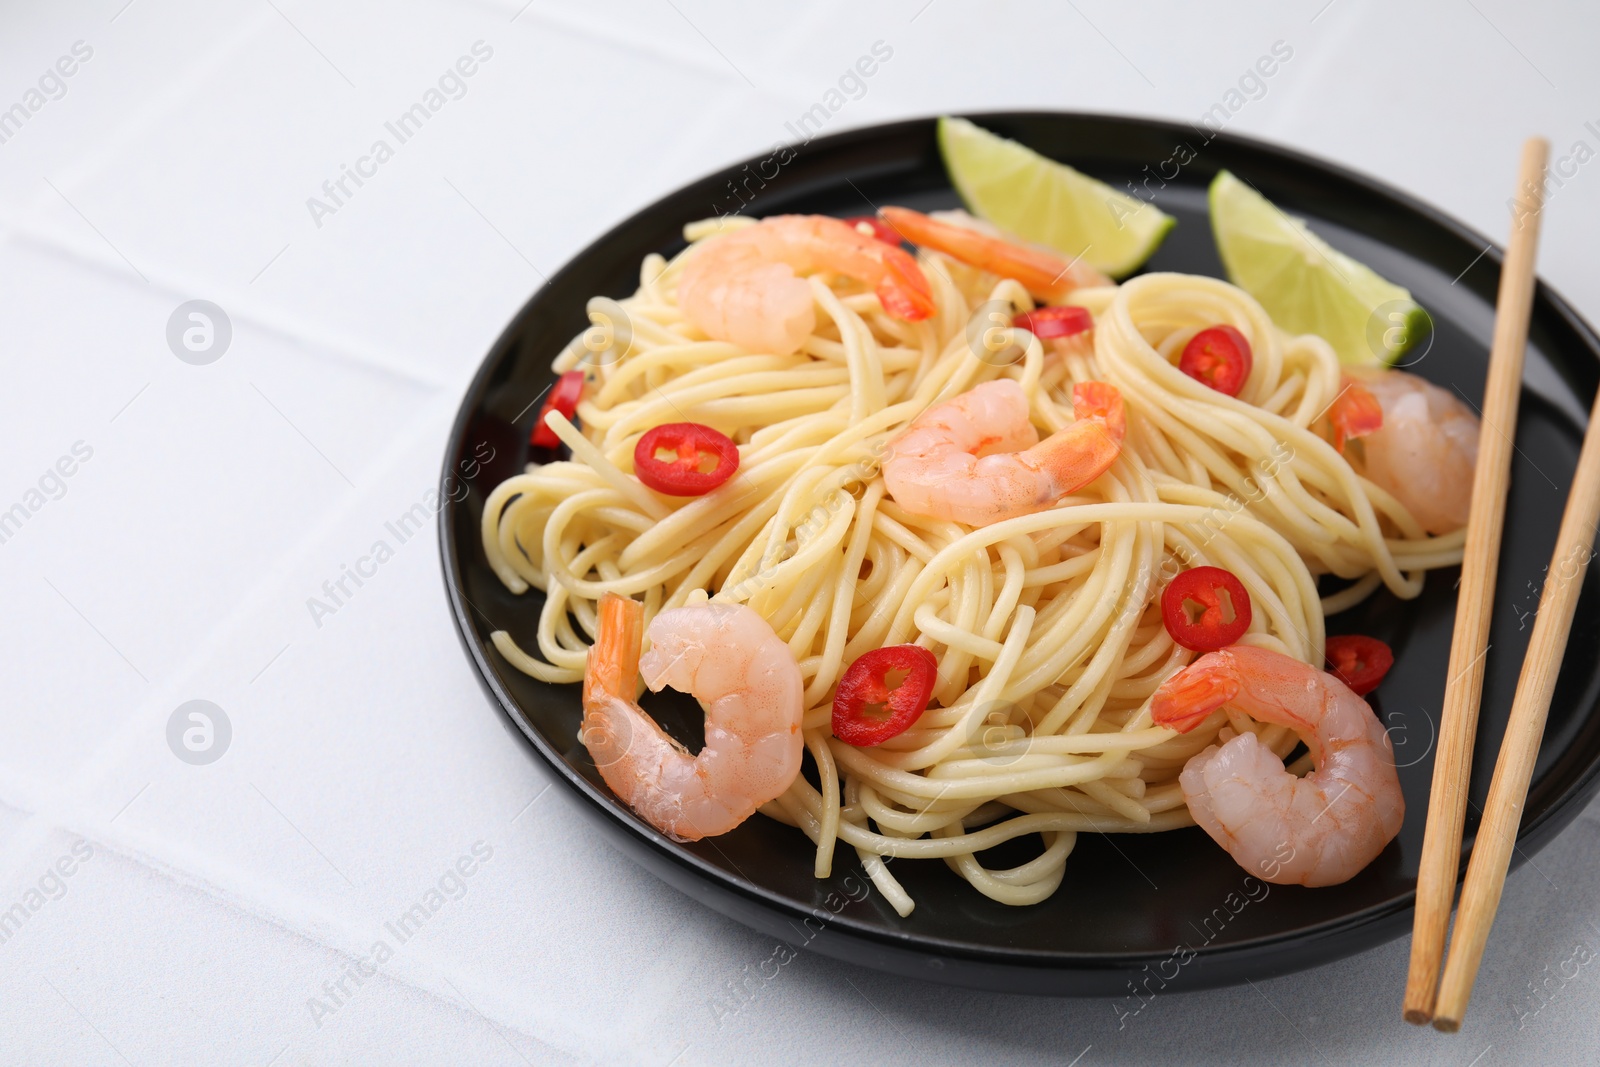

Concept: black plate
[[438, 113, 1600, 996]]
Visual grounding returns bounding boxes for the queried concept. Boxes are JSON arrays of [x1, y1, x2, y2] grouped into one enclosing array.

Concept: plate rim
[[437, 109, 1600, 980]]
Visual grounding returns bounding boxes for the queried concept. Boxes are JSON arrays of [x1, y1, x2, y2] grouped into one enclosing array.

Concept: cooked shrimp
[[1327, 376, 1384, 453], [882, 378, 1125, 525], [677, 214, 935, 357], [879, 206, 1112, 301], [1150, 644, 1404, 887], [581, 593, 804, 841], [1331, 369, 1480, 534]]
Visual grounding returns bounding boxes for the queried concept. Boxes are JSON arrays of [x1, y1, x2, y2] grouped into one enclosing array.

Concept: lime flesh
[[937, 115, 1174, 279], [1208, 170, 1427, 365]]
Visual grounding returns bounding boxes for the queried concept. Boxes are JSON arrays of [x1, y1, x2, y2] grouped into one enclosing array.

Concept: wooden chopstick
[[1431, 339, 1600, 1031], [1403, 136, 1550, 1026]]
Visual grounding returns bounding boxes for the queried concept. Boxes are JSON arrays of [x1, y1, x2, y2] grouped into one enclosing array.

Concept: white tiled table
[[2, 2, 1597, 1063]]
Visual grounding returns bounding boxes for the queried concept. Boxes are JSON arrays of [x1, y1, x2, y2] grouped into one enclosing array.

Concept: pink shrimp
[[677, 214, 935, 357], [1150, 644, 1404, 887], [1327, 376, 1384, 454], [882, 378, 1125, 525], [581, 593, 804, 841], [1332, 369, 1479, 535], [879, 206, 1112, 301]]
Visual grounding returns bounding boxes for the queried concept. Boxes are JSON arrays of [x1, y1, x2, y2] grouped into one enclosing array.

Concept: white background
[[1, 1, 1598, 1064]]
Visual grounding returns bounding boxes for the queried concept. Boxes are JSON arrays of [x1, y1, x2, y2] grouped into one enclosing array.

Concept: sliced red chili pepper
[[531, 370, 587, 449], [1179, 325, 1253, 397], [832, 645, 939, 747], [1325, 635, 1394, 697], [633, 422, 740, 496], [844, 215, 902, 245], [1014, 305, 1094, 340], [1161, 566, 1253, 651]]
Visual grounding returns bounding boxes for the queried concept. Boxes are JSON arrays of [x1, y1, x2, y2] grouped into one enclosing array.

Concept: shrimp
[[879, 206, 1112, 301], [677, 214, 935, 357], [1150, 644, 1404, 887], [581, 593, 804, 841], [882, 378, 1125, 525], [1330, 369, 1480, 535], [1326, 377, 1384, 453]]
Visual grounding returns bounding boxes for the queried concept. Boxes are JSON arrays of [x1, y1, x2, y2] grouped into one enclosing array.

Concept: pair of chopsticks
[[1404, 137, 1600, 1030]]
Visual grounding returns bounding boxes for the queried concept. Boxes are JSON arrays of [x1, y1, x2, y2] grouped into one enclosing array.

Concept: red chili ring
[[531, 370, 587, 449], [1014, 305, 1093, 340], [1325, 635, 1394, 697], [632, 422, 741, 496], [844, 215, 903, 246], [1161, 566, 1253, 651], [1179, 325, 1253, 397], [832, 645, 939, 747]]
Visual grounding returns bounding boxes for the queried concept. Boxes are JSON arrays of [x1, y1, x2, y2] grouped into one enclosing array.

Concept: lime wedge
[[937, 115, 1174, 279], [1208, 170, 1428, 366]]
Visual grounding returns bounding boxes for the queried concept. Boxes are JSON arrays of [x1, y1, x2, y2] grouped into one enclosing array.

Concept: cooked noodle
[[481, 220, 1463, 912]]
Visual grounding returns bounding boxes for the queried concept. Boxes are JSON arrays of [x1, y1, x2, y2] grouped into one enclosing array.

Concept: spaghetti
[[481, 218, 1463, 913]]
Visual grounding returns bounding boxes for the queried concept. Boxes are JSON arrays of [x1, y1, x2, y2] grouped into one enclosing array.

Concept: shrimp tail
[[875, 252, 936, 321], [1329, 379, 1383, 453], [585, 592, 642, 707], [878, 205, 1109, 300], [1150, 651, 1240, 733], [1073, 381, 1126, 441], [1028, 381, 1126, 495]]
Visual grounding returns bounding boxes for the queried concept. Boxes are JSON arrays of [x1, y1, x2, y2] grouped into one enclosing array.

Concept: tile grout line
[[0, 225, 450, 396], [6, 791, 594, 1062], [0, 393, 468, 894]]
